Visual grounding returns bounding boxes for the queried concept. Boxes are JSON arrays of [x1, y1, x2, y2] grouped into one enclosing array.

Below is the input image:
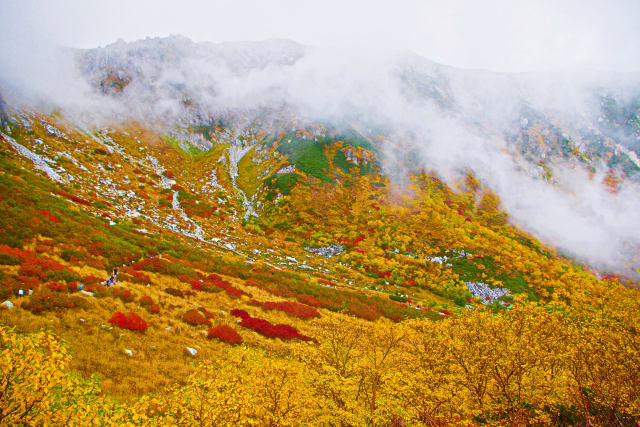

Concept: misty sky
[[1, 0, 639, 72]]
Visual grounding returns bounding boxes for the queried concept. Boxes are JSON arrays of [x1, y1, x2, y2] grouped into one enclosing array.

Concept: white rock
[[1, 300, 14, 309], [123, 349, 133, 357], [185, 347, 198, 357]]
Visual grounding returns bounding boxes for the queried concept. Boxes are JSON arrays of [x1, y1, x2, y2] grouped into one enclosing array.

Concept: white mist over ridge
[[1, 35, 639, 276]]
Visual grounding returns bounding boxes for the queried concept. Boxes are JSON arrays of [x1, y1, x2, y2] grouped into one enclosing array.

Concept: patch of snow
[[172, 190, 205, 239], [1, 132, 67, 182], [276, 165, 296, 174], [305, 245, 343, 257], [465, 282, 511, 304]]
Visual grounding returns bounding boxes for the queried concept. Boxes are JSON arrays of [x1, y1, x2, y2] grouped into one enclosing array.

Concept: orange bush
[[22, 291, 82, 314], [113, 288, 135, 303], [182, 309, 212, 327], [199, 307, 215, 319], [165, 288, 184, 298], [109, 312, 148, 331], [139, 295, 154, 306]]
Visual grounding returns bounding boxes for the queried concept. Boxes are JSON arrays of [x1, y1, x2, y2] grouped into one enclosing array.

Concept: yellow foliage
[[3, 295, 640, 425], [0, 326, 139, 424]]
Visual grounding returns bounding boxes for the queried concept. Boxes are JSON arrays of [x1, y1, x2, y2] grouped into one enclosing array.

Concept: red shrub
[[16, 276, 39, 291], [207, 325, 243, 345], [377, 270, 391, 279], [34, 245, 51, 253], [71, 196, 91, 205], [109, 312, 148, 331], [18, 264, 41, 278], [22, 291, 82, 314], [339, 234, 365, 247], [38, 210, 60, 223], [17, 254, 69, 281], [52, 189, 91, 205], [130, 257, 167, 273], [83, 275, 103, 285], [45, 281, 77, 293], [230, 309, 250, 319], [182, 309, 212, 327], [87, 242, 103, 257], [147, 303, 160, 314], [165, 287, 184, 298], [346, 302, 383, 321], [0, 245, 30, 259], [238, 315, 311, 341], [113, 288, 135, 303], [297, 294, 323, 308], [177, 275, 203, 290], [139, 295, 154, 306], [208, 280, 247, 298], [120, 269, 151, 285], [239, 316, 273, 334], [247, 299, 262, 306], [199, 307, 215, 319], [262, 301, 320, 319], [404, 279, 417, 287], [45, 282, 65, 292]]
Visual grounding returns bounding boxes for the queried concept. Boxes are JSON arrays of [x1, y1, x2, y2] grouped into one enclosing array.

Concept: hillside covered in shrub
[[0, 100, 638, 425]]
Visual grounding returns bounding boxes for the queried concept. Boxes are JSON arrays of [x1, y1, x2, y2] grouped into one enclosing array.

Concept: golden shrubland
[[3, 287, 639, 425]]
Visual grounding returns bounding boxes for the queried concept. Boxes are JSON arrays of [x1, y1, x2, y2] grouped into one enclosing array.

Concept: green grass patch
[[265, 173, 300, 200], [164, 136, 209, 159], [276, 136, 332, 182], [236, 145, 264, 197]]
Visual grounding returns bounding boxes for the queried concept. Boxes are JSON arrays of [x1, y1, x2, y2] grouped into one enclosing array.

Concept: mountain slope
[[0, 36, 639, 425]]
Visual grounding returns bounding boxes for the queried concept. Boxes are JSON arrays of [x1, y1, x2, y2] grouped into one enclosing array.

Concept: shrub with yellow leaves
[[0, 326, 142, 425]]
